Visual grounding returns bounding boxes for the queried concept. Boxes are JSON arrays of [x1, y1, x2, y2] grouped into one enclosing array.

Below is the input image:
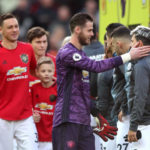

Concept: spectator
[[49, 5, 71, 35], [12, 0, 33, 41], [32, 0, 57, 30]]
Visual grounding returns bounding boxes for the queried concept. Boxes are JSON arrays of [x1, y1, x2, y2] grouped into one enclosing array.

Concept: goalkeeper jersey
[[53, 43, 123, 127]]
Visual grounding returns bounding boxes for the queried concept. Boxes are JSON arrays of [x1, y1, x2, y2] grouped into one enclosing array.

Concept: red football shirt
[[31, 82, 57, 142], [0, 41, 36, 120]]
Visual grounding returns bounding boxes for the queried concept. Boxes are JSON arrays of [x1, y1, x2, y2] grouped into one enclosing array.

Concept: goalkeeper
[[52, 12, 150, 150]]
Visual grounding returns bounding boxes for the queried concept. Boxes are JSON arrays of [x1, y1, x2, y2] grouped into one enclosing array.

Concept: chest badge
[[20, 54, 29, 63]]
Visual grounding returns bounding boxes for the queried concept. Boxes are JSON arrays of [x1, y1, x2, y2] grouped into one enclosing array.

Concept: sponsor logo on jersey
[[35, 103, 53, 110], [89, 54, 105, 61], [7, 66, 27, 76], [20, 54, 29, 63], [29, 80, 41, 87], [82, 70, 89, 78], [82, 70, 89, 83], [73, 53, 82, 61]]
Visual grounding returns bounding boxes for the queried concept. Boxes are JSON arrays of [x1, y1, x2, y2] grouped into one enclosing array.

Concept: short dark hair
[[69, 12, 93, 33], [0, 13, 16, 26], [131, 26, 150, 46], [104, 33, 107, 41], [26, 26, 49, 43], [111, 26, 131, 39], [106, 23, 124, 37]]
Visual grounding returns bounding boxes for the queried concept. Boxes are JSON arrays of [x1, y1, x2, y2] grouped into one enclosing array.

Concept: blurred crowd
[[0, 0, 99, 56]]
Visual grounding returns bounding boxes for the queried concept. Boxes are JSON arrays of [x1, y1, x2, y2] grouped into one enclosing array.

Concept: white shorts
[[0, 116, 38, 150], [116, 115, 131, 150], [130, 124, 150, 150], [38, 142, 52, 150], [90, 115, 102, 150], [101, 136, 116, 150]]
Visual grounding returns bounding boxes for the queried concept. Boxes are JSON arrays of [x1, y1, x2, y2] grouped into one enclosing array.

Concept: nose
[[40, 42, 45, 48], [91, 31, 94, 36], [13, 26, 18, 32]]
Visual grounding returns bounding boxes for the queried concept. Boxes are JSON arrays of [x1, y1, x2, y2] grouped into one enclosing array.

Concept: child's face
[[36, 63, 54, 83]]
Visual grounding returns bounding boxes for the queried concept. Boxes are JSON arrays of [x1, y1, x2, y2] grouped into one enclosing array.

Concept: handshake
[[93, 114, 118, 142]]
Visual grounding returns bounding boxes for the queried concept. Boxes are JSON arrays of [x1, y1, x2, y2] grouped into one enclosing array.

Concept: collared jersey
[[53, 43, 123, 127], [31, 82, 57, 141], [0, 41, 36, 120]]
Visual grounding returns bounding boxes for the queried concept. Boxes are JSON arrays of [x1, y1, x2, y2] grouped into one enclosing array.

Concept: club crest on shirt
[[20, 54, 29, 63], [73, 53, 82, 61]]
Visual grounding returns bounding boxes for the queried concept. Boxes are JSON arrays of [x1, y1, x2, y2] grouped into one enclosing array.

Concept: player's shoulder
[[46, 53, 56, 61], [17, 41, 32, 47], [58, 43, 80, 59]]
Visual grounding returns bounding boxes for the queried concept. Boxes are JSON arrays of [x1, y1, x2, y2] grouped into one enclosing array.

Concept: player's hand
[[128, 130, 138, 142], [129, 45, 150, 60], [93, 114, 118, 142], [33, 111, 41, 123], [118, 110, 123, 122]]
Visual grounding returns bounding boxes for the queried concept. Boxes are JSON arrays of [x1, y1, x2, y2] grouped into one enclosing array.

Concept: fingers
[[33, 112, 41, 123], [99, 133, 108, 142], [107, 125, 118, 131], [104, 133, 114, 140], [107, 130, 117, 136], [128, 130, 138, 143], [128, 135, 138, 143], [133, 42, 140, 48]]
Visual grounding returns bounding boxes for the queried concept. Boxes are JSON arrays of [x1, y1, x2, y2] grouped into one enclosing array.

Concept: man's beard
[[78, 32, 90, 46]]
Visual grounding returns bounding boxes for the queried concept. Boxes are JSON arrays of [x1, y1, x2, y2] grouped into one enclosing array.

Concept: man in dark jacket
[[95, 23, 124, 150], [110, 26, 132, 150], [128, 26, 150, 150]]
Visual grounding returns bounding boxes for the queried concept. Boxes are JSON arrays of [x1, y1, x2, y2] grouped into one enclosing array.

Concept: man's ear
[[117, 41, 122, 48], [138, 40, 143, 47], [74, 26, 81, 34]]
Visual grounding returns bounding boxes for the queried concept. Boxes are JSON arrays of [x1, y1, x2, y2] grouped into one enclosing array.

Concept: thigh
[[94, 133, 102, 150], [78, 125, 95, 150], [39, 142, 52, 150], [101, 136, 116, 150], [52, 122, 81, 150], [14, 116, 38, 150], [0, 119, 14, 150], [116, 116, 131, 150]]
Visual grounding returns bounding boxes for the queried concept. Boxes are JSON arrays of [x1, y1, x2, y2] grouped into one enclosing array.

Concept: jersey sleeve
[[59, 50, 123, 73]]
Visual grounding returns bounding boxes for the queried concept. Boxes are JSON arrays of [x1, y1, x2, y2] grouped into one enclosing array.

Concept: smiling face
[[0, 18, 19, 42], [78, 21, 94, 45], [31, 35, 48, 58]]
